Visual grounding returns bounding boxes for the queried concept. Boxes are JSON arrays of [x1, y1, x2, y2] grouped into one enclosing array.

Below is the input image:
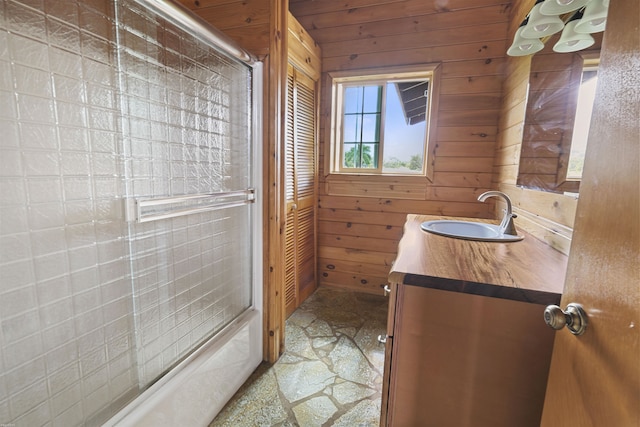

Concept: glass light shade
[[553, 20, 595, 52], [574, 0, 609, 33], [521, 4, 565, 38], [507, 27, 545, 57], [539, 0, 591, 15]]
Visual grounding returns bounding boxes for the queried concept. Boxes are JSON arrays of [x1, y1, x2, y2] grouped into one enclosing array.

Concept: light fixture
[[574, 0, 609, 33], [507, 20, 545, 57], [521, 0, 565, 39], [539, 0, 591, 16], [553, 11, 595, 52]]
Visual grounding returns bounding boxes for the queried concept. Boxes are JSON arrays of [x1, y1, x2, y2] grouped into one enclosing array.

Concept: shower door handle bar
[[135, 189, 255, 223]]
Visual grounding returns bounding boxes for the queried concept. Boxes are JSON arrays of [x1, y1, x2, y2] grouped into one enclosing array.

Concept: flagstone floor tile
[[210, 287, 388, 427]]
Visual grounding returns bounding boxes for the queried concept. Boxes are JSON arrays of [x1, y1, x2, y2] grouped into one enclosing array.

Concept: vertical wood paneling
[[270, 0, 288, 361], [288, 12, 322, 80], [292, 0, 512, 294]]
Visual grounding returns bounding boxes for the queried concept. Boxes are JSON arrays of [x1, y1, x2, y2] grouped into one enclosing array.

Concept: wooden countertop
[[389, 214, 567, 305]]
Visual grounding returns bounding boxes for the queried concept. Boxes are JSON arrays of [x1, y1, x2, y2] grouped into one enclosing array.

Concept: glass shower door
[[116, 0, 257, 389]]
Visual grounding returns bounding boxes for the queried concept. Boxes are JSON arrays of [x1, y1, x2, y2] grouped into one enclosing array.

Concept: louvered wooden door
[[285, 64, 317, 317]]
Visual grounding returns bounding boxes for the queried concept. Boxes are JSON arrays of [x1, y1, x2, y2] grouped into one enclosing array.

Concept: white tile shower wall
[[0, 0, 255, 425]]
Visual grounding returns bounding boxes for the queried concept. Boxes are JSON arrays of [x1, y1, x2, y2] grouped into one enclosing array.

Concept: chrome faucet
[[478, 191, 518, 236]]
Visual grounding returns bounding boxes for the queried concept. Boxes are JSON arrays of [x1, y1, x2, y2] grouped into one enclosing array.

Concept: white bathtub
[[104, 309, 262, 427]]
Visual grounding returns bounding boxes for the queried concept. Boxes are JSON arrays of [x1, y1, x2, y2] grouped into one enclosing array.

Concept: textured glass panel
[[0, 1, 134, 425], [0, 0, 255, 425], [117, 0, 253, 389]]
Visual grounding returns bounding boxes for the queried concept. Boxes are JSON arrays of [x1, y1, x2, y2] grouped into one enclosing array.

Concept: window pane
[[361, 143, 379, 169], [342, 84, 382, 169], [344, 86, 363, 114], [363, 86, 382, 113], [343, 143, 359, 168], [567, 68, 597, 180], [362, 113, 380, 142], [343, 144, 379, 169], [342, 114, 361, 143], [382, 82, 427, 174], [342, 143, 378, 169]]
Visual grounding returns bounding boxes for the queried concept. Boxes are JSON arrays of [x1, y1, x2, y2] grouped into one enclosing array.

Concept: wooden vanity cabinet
[[380, 215, 567, 427]]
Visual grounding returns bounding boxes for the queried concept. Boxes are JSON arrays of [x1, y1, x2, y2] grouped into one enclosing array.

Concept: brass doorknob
[[544, 303, 588, 335]]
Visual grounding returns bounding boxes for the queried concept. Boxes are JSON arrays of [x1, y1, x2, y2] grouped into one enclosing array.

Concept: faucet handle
[[479, 190, 518, 236]]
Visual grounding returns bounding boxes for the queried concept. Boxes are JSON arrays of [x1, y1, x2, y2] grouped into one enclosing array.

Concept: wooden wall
[[177, 0, 272, 56], [290, 0, 513, 295], [494, 0, 578, 255]]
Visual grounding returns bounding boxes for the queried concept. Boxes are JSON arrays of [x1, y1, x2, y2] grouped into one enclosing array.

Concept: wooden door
[[540, 1, 639, 424], [284, 63, 318, 317]]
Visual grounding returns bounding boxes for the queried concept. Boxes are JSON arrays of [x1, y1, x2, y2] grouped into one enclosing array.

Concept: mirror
[[517, 31, 603, 194]]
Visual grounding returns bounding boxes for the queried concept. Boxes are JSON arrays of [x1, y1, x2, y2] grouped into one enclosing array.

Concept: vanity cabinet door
[[385, 285, 555, 427]]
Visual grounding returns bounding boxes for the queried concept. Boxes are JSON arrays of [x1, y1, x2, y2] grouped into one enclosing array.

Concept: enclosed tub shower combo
[[0, 0, 263, 425]]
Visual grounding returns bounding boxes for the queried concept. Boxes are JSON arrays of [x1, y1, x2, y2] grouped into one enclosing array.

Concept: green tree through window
[[408, 154, 422, 171], [344, 145, 374, 168]]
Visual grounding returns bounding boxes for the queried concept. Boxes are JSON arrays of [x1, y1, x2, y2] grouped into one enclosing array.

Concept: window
[[329, 66, 439, 177], [566, 64, 598, 181]]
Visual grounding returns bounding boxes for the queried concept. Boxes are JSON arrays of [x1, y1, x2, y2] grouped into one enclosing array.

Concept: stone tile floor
[[209, 287, 388, 427]]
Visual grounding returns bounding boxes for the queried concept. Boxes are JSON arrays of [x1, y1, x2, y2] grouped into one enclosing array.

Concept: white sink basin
[[420, 220, 524, 242]]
